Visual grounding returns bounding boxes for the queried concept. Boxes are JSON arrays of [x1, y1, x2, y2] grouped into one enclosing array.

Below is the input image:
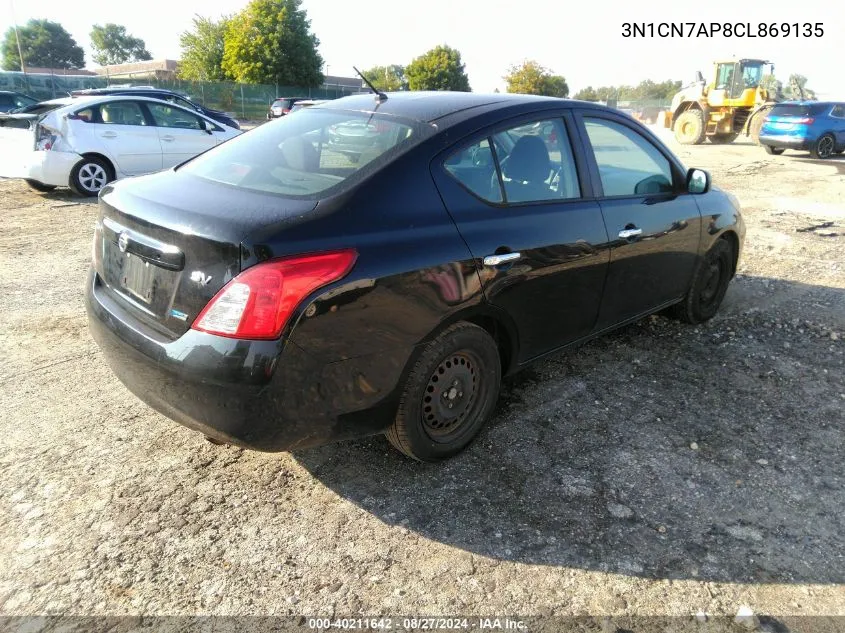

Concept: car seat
[[500, 136, 552, 202]]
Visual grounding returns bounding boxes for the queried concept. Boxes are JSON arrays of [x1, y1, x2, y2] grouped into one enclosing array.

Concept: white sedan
[[0, 95, 241, 196]]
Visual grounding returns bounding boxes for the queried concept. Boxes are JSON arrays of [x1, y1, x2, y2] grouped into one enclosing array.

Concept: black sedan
[[86, 92, 745, 462]]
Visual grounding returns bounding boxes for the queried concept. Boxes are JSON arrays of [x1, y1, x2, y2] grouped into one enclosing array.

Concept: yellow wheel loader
[[665, 59, 783, 145]]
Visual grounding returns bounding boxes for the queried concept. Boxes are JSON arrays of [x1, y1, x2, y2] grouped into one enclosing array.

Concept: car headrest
[[504, 136, 550, 183]]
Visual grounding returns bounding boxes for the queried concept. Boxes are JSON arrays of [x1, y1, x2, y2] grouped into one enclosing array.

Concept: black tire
[[810, 134, 836, 160], [24, 179, 56, 192], [387, 322, 501, 462], [764, 145, 785, 155], [671, 239, 734, 324], [674, 110, 706, 145], [69, 156, 112, 197], [748, 107, 770, 146], [708, 133, 738, 144]]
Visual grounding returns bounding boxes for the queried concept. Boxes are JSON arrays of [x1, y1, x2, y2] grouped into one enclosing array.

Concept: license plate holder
[[121, 254, 154, 303]]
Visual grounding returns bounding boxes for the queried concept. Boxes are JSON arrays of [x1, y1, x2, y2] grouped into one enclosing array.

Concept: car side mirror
[[687, 168, 710, 194]]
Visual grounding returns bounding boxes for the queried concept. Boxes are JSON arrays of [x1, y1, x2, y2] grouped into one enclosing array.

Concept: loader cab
[[711, 59, 771, 106]]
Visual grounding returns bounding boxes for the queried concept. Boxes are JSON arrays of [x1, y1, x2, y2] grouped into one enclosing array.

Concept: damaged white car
[[0, 96, 241, 196]]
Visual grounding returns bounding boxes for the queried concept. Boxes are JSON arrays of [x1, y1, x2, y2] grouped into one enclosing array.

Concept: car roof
[[43, 95, 219, 120], [318, 91, 601, 124]]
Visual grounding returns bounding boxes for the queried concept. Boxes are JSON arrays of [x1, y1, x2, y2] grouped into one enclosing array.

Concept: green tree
[[405, 45, 470, 92], [362, 64, 406, 91], [90, 24, 152, 66], [1, 19, 84, 70], [179, 15, 230, 81], [504, 60, 568, 97], [574, 86, 599, 101], [222, 0, 323, 87]]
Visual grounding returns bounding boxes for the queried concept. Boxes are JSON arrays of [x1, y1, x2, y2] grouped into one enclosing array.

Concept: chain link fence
[[0, 71, 366, 120]]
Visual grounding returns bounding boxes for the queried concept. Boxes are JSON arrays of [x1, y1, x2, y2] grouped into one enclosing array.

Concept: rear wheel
[[708, 133, 738, 144], [69, 156, 112, 197], [764, 145, 785, 155], [387, 322, 501, 462], [810, 134, 836, 159], [674, 110, 706, 145], [24, 179, 56, 192], [671, 239, 734, 324]]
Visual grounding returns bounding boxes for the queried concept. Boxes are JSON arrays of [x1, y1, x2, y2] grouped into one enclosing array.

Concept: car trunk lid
[[94, 171, 318, 339]]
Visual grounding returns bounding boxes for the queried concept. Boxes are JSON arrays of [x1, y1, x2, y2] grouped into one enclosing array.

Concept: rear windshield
[[180, 109, 434, 198], [11, 102, 63, 115], [771, 103, 828, 117]]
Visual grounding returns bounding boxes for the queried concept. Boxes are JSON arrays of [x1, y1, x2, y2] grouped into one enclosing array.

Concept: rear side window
[[444, 118, 581, 205], [771, 103, 828, 117], [180, 109, 432, 198], [832, 105, 845, 118], [99, 101, 147, 126], [584, 118, 673, 197]]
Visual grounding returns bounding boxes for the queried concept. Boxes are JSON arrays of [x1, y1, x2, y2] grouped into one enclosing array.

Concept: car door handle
[[160, 135, 175, 142], [101, 131, 117, 138], [618, 228, 643, 239], [483, 252, 521, 266]]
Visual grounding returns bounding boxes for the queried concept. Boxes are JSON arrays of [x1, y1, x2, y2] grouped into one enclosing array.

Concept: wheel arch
[[75, 152, 117, 181], [672, 101, 705, 129], [715, 229, 740, 277], [416, 305, 520, 377]]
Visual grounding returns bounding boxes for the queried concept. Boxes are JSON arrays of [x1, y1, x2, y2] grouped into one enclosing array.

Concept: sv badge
[[190, 271, 213, 286]]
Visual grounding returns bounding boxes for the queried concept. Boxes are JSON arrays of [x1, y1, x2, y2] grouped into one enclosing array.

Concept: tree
[[405, 45, 470, 92], [574, 86, 599, 101], [90, 24, 152, 66], [362, 65, 406, 92], [504, 60, 568, 97], [222, 0, 323, 87], [1, 19, 84, 70], [179, 15, 230, 81]]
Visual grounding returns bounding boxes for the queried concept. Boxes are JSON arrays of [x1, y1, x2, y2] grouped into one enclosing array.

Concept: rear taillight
[[282, 108, 291, 114], [35, 125, 56, 151], [192, 250, 357, 339], [794, 117, 814, 125]]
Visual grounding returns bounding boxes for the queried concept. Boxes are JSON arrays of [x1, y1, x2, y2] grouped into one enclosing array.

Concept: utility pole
[[10, 0, 29, 91]]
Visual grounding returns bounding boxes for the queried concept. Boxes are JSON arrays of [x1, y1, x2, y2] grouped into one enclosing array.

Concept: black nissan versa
[[86, 91, 745, 462]]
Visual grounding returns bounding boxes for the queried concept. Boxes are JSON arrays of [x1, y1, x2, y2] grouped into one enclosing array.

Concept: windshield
[[180, 109, 433, 198]]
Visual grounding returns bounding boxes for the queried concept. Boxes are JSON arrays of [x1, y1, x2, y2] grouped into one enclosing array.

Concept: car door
[[143, 102, 220, 168], [575, 111, 702, 328], [432, 112, 610, 362], [83, 101, 163, 175], [830, 104, 845, 149]]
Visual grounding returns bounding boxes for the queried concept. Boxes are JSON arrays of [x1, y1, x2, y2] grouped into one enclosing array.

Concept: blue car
[[760, 101, 845, 159]]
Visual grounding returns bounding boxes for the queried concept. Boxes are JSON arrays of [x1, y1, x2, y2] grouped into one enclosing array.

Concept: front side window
[[584, 118, 674, 197], [443, 117, 581, 205], [98, 101, 147, 126], [180, 109, 430, 198], [147, 103, 204, 130]]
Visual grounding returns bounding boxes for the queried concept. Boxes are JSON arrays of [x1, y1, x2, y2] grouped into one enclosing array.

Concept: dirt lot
[[0, 133, 843, 629]]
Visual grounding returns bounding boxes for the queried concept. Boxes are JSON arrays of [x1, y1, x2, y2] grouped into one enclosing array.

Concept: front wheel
[[674, 110, 706, 145], [810, 134, 836, 159], [69, 156, 112, 197], [671, 239, 734, 324], [387, 322, 501, 462], [764, 145, 785, 155]]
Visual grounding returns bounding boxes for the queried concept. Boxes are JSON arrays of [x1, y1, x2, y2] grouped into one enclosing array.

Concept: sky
[[3, 0, 843, 98]]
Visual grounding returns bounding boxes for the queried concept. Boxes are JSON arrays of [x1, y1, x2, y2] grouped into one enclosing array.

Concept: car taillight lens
[[282, 108, 291, 114], [35, 125, 56, 151], [192, 250, 357, 339], [794, 117, 814, 124]]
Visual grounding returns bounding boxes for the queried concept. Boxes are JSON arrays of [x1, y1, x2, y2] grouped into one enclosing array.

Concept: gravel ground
[[0, 133, 843, 629]]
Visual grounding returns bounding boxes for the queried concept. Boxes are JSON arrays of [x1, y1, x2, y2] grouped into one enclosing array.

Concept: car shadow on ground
[[295, 276, 845, 584]]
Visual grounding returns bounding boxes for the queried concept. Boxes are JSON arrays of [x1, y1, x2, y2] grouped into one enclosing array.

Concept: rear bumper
[[759, 134, 811, 150], [85, 269, 405, 451], [0, 150, 81, 186]]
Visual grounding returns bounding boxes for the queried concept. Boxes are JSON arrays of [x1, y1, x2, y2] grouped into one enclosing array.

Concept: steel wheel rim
[[818, 136, 834, 159], [422, 350, 480, 443], [79, 163, 107, 192], [700, 258, 724, 307]]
